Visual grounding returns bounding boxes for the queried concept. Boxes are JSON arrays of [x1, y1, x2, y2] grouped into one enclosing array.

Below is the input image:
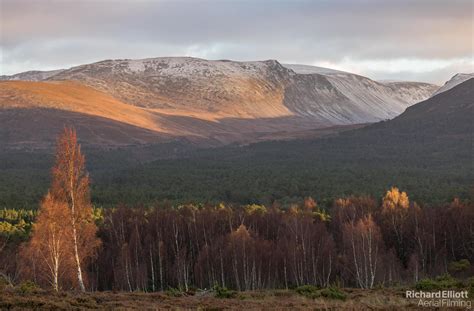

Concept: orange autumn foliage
[[22, 128, 100, 291]]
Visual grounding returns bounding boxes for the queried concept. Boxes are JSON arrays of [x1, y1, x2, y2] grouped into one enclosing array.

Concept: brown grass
[[0, 80, 166, 133], [1, 288, 463, 310]]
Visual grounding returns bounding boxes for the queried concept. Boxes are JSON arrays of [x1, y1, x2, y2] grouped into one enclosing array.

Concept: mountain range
[[0, 56, 461, 148]]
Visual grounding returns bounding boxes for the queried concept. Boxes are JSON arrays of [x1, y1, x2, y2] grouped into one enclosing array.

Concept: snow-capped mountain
[[49, 58, 294, 119], [0, 57, 440, 147], [432, 73, 474, 96], [45, 57, 438, 124]]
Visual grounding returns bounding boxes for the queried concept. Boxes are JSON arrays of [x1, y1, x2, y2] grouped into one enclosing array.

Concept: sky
[[1, 0, 472, 84]]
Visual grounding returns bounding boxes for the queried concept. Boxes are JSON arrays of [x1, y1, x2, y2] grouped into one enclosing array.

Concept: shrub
[[295, 285, 347, 300], [415, 279, 437, 290], [295, 285, 321, 299], [212, 284, 237, 299], [466, 277, 474, 295], [320, 287, 347, 300], [449, 259, 471, 273], [17, 281, 39, 294], [466, 277, 474, 288], [415, 274, 463, 290], [165, 287, 184, 297]]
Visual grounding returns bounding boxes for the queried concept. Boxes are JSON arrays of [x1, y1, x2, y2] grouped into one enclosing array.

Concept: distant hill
[[0, 57, 438, 148]]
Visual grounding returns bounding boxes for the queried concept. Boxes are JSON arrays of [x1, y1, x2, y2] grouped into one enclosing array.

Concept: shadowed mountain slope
[[349, 77, 473, 138], [0, 108, 169, 148]]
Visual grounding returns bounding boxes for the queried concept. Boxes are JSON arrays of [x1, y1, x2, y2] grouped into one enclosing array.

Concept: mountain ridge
[[0, 57, 443, 148], [47, 57, 438, 122]]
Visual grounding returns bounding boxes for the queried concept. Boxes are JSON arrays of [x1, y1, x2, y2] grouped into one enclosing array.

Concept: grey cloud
[[362, 58, 474, 84], [1, 0, 472, 83]]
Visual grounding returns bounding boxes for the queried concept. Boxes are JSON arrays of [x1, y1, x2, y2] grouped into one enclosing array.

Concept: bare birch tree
[[50, 127, 100, 291], [24, 193, 73, 291]]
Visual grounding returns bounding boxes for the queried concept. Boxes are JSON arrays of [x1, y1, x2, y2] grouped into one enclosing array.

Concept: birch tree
[[50, 127, 100, 291], [343, 215, 383, 289], [24, 193, 73, 291]]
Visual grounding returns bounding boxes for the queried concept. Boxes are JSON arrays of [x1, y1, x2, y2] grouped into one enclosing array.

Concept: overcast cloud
[[1, 0, 472, 84]]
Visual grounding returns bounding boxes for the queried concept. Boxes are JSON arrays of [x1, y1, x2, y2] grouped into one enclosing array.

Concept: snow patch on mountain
[[432, 73, 474, 96], [96, 57, 278, 78], [283, 64, 347, 75], [0, 69, 65, 81], [283, 64, 438, 121]]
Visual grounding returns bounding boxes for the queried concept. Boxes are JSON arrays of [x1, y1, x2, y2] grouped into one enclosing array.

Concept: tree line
[[0, 129, 473, 292]]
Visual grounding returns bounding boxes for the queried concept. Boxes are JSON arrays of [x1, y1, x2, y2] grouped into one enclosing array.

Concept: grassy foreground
[[0, 287, 464, 310]]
